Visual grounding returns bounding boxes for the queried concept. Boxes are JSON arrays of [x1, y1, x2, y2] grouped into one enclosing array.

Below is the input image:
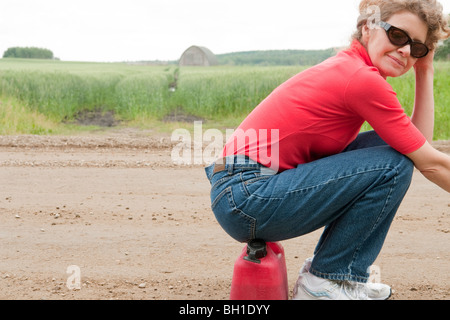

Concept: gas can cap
[[243, 239, 267, 264]]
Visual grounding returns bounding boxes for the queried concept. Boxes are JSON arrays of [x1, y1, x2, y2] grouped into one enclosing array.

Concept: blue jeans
[[205, 131, 414, 283]]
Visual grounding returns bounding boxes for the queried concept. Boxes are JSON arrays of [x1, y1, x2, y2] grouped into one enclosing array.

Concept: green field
[[0, 58, 448, 140]]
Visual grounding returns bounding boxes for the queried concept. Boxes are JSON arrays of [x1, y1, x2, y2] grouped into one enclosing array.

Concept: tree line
[[3, 47, 54, 59], [216, 49, 337, 66]]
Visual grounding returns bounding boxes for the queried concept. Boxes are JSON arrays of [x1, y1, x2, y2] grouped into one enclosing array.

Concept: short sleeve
[[344, 67, 426, 154]]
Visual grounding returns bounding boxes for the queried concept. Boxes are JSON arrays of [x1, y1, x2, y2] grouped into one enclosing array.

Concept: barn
[[179, 45, 218, 66]]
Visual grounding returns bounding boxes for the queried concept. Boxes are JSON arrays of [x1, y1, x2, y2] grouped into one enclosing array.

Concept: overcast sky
[[1, 0, 449, 62]]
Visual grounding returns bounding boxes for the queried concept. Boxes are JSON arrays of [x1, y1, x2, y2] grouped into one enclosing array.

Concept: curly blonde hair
[[353, 0, 450, 51]]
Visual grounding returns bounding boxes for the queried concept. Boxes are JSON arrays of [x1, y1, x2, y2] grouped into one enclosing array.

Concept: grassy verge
[[0, 96, 60, 135], [0, 59, 448, 140]]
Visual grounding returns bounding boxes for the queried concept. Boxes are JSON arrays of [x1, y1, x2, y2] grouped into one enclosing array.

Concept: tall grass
[[0, 59, 302, 125], [0, 59, 173, 123], [0, 58, 448, 139], [0, 96, 58, 135], [171, 66, 304, 118], [114, 72, 171, 120], [433, 62, 450, 140]]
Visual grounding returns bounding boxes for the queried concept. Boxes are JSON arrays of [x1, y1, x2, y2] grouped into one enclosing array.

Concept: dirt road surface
[[0, 130, 449, 300]]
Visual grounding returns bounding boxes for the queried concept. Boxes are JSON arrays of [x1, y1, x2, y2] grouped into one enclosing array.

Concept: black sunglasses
[[379, 21, 429, 58]]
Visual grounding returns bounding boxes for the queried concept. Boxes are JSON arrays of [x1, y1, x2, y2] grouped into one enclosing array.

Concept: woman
[[205, 0, 450, 300]]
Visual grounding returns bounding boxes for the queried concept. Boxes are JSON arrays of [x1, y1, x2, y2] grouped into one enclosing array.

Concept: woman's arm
[[408, 51, 450, 192], [407, 142, 450, 193], [411, 51, 435, 142]]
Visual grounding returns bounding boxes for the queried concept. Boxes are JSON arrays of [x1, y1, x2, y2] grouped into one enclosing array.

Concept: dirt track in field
[[0, 129, 449, 300]]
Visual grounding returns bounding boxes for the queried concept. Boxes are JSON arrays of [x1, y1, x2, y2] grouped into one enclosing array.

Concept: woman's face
[[362, 10, 429, 78]]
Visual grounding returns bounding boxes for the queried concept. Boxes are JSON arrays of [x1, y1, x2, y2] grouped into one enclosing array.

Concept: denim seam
[[211, 184, 256, 241], [228, 183, 256, 240], [226, 187, 237, 209], [241, 176, 272, 198], [210, 175, 234, 190], [205, 165, 213, 181], [309, 267, 369, 283], [286, 167, 394, 197], [244, 176, 272, 185], [348, 166, 398, 279], [235, 208, 257, 241], [238, 173, 249, 198], [211, 186, 232, 209]]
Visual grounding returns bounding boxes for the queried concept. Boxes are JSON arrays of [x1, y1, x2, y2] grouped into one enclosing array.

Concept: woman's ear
[[361, 23, 371, 44]]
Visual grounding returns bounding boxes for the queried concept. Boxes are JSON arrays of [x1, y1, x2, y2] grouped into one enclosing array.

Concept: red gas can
[[230, 239, 288, 300]]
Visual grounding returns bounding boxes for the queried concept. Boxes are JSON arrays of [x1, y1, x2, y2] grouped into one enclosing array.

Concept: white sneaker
[[365, 282, 392, 300], [293, 272, 369, 300], [295, 257, 392, 300]]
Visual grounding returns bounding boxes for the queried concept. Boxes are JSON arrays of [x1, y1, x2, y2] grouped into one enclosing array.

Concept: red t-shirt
[[223, 40, 426, 172]]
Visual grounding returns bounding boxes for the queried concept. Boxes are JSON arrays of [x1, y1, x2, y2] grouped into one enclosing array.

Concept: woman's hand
[[414, 50, 435, 72]]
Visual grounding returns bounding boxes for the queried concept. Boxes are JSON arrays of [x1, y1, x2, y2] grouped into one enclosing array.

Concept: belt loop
[[227, 156, 234, 175]]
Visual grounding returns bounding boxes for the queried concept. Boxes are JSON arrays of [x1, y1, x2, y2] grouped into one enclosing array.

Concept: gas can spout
[[243, 239, 267, 264]]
